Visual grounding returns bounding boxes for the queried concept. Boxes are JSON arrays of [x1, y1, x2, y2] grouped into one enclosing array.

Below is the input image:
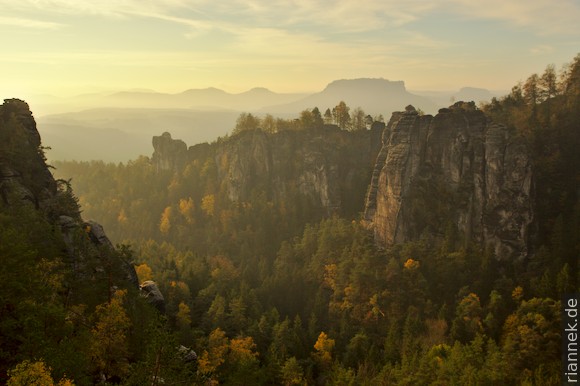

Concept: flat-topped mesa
[[364, 102, 534, 260], [152, 132, 188, 172], [324, 78, 407, 94]]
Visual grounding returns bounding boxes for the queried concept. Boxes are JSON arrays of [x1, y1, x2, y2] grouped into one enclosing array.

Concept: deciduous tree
[[7, 360, 75, 386], [333, 101, 351, 129], [159, 206, 172, 235], [234, 112, 260, 134], [90, 290, 131, 380]]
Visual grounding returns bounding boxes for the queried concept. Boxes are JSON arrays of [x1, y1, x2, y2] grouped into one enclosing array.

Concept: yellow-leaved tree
[[198, 328, 229, 375], [159, 206, 172, 235], [198, 328, 262, 384], [178, 197, 195, 224], [313, 331, 335, 365], [176, 301, 192, 329], [90, 290, 131, 380], [201, 194, 215, 217], [135, 262, 153, 282], [7, 360, 74, 386]]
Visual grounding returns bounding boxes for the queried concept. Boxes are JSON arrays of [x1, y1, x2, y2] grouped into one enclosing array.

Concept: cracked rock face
[[152, 132, 188, 172], [214, 128, 382, 215], [1, 99, 139, 293], [0, 99, 56, 204], [140, 280, 166, 313], [364, 103, 534, 260], [149, 126, 383, 217]]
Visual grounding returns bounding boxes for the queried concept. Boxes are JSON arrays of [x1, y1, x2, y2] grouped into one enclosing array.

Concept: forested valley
[[1, 55, 578, 385]]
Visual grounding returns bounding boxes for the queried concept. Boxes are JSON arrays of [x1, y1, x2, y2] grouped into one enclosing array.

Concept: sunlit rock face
[[364, 103, 534, 260], [152, 132, 188, 172]]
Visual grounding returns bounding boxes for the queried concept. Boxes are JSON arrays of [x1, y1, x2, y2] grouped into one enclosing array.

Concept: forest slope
[[0, 99, 188, 384], [42, 54, 579, 385]]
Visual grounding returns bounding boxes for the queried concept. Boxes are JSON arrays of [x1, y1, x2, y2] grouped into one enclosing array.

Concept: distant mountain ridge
[[40, 87, 309, 113], [32, 78, 497, 161], [38, 108, 241, 162], [29, 79, 497, 117], [262, 78, 439, 116], [100, 79, 439, 115]]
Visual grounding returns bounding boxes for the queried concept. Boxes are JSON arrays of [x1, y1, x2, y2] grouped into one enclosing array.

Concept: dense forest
[[1, 55, 578, 385]]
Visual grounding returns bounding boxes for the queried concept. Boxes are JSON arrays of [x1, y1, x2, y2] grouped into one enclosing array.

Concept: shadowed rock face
[[364, 103, 534, 260], [215, 127, 383, 215], [0, 99, 139, 291], [0, 99, 56, 204], [152, 132, 188, 171], [148, 104, 533, 259], [140, 280, 166, 313], [152, 126, 383, 216]]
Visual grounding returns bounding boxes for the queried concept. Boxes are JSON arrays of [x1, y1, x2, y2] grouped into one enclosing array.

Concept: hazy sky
[[1, 0, 579, 97]]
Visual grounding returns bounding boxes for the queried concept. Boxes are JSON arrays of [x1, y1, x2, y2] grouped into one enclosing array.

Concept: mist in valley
[[1, 0, 578, 384]]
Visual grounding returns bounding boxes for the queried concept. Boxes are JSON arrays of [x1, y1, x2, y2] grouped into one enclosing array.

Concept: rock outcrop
[[0, 99, 56, 205], [139, 280, 166, 313], [0, 99, 139, 294], [364, 103, 534, 260], [215, 128, 367, 213], [154, 126, 383, 216], [152, 132, 188, 171]]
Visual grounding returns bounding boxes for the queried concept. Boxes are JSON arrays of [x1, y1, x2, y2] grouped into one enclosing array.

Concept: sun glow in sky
[[1, 0, 579, 97]]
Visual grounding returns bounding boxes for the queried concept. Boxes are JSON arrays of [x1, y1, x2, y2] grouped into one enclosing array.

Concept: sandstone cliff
[[151, 104, 533, 259], [153, 125, 383, 216], [0, 99, 138, 292], [364, 103, 534, 260], [152, 131, 188, 172]]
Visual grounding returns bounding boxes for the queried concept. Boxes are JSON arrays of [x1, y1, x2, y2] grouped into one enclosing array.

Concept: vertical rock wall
[[364, 103, 533, 260]]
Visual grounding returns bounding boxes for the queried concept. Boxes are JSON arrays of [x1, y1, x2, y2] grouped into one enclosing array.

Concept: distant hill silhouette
[[33, 79, 498, 162], [39, 108, 240, 162], [91, 87, 308, 111], [453, 87, 495, 103], [411, 87, 502, 109], [263, 78, 439, 116]]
